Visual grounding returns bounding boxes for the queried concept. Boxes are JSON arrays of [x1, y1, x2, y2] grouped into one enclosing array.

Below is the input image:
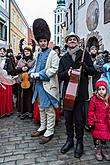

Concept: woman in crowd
[[0, 47, 14, 117], [16, 46, 35, 119]]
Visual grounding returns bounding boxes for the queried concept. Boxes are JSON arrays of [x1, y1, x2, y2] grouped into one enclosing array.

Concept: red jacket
[[88, 94, 110, 140]]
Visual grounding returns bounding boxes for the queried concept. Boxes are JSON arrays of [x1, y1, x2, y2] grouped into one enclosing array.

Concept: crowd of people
[[0, 18, 110, 161]]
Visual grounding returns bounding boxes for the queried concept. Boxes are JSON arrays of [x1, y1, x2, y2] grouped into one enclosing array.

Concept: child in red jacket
[[88, 80, 110, 161]]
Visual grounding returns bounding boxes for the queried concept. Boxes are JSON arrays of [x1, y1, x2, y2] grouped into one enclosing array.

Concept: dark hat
[[7, 49, 13, 54], [33, 18, 51, 43]]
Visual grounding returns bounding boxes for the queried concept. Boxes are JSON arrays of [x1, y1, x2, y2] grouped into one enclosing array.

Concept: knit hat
[[95, 80, 108, 91], [33, 18, 51, 43], [65, 32, 80, 43]]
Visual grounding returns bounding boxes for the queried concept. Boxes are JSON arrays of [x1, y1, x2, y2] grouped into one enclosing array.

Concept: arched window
[[57, 36, 59, 44]]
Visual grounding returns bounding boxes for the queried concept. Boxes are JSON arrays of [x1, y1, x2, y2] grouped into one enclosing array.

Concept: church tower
[[54, 0, 66, 48]]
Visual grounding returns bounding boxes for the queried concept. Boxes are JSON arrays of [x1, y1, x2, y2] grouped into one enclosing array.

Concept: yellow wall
[[10, 0, 28, 55]]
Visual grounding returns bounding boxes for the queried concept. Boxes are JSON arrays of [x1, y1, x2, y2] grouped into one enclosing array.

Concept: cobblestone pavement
[[0, 112, 110, 165]]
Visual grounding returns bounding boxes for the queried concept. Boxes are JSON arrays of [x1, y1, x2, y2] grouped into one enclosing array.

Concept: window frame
[[78, 0, 85, 8]]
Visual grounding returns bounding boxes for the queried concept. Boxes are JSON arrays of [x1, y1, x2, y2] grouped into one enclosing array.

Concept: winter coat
[[3, 57, 13, 75], [16, 58, 35, 74], [15, 58, 35, 114], [88, 94, 110, 140], [58, 49, 95, 102], [29, 49, 60, 102], [15, 58, 35, 83]]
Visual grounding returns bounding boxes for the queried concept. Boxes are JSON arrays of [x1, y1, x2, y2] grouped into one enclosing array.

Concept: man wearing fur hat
[[29, 18, 59, 144], [58, 32, 95, 158]]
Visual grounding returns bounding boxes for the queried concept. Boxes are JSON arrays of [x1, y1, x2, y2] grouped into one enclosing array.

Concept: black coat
[[3, 57, 13, 75], [58, 49, 95, 101]]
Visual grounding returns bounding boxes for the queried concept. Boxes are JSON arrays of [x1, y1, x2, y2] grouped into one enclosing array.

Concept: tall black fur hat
[[33, 18, 51, 43]]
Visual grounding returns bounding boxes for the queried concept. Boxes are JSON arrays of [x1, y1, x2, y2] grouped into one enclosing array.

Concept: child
[[88, 80, 110, 161]]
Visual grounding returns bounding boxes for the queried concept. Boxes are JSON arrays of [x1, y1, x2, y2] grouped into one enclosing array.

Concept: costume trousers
[[37, 105, 56, 137], [64, 100, 85, 143]]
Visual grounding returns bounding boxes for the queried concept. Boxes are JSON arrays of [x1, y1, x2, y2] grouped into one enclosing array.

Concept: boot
[[101, 144, 110, 161], [39, 107, 55, 144], [61, 141, 74, 154], [74, 142, 83, 158], [31, 108, 46, 137], [37, 108, 47, 132], [43, 107, 55, 137], [95, 145, 103, 161], [39, 134, 54, 144]]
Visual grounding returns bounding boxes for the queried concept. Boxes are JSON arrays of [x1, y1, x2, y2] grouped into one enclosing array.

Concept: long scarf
[[67, 45, 80, 62]]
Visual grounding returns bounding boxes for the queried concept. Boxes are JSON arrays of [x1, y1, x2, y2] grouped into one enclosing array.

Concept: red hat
[[95, 80, 108, 91]]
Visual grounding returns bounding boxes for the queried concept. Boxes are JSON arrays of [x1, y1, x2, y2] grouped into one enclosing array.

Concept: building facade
[[77, 0, 110, 52], [65, 0, 75, 34], [10, 0, 29, 55], [54, 0, 66, 48], [0, 0, 10, 48]]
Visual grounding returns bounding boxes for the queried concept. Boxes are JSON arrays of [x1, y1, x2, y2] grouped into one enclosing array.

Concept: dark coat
[[3, 57, 13, 75], [58, 49, 95, 101], [16, 58, 35, 114], [88, 95, 110, 140]]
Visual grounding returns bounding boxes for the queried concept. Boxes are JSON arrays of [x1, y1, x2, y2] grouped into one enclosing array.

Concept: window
[[12, 9, 16, 24], [57, 15, 60, 23], [66, 13, 68, 30], [55, 14, 56, 24], [104, 0, 110, 23], [57, 36, 59, 44], [57, 26, 60, 33], [17, 15, 20, 29], [69, 3, 72, 24], [78, 0, 85, 7], [0, 22, 4, 40], [12, 34, 16, 53], [61, 13, 62, 22], [17, 37, 20, 46], [54, 25, 56, 34], [0, 18, 7, 41], [19, 19, 22, 31]]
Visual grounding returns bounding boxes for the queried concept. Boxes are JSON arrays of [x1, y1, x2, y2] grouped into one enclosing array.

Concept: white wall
[[77, 0, 110, 51]]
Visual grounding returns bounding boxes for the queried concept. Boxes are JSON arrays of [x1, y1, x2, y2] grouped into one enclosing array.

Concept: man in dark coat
[[58, 32, 95, 158]]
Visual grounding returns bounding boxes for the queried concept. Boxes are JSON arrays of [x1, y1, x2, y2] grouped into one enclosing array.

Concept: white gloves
[[30, 73, 39, 78]]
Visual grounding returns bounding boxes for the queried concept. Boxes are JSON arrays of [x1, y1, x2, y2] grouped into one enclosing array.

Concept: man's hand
[[30, 73, 39, 78], [30, 73, 35, 78], [68, 67, 72, 76]]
